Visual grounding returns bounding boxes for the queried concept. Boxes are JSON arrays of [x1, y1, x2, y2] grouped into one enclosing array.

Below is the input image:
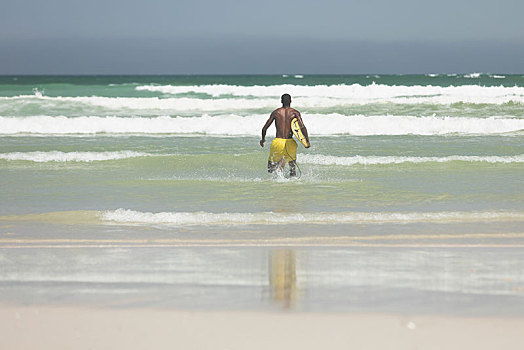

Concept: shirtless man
[[260, 94, 310, 177]]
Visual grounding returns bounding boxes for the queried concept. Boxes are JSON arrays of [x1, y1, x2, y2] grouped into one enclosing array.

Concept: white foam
[[0, 151, 153, 162], [133, 84, 524, 104], [4, 151, 520, 165], [464, 73, 481, 78], [2, 84, 524, 109], [0, 115, 262, 135], [0, 94, 278, 111], [300, 154, 524, 166], [32, 88, 43, 97], [1, 114, 522, 136], [102, 208, 524, 226], [305, 114, 524, 136]]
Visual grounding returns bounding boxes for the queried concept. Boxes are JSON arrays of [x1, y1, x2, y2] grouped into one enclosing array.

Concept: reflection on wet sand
[[269, 250, 297, 309]]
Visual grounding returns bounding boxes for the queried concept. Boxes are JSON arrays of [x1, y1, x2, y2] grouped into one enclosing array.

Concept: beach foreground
[[2, 305, 524, 350], [1, 241, 524, 349]]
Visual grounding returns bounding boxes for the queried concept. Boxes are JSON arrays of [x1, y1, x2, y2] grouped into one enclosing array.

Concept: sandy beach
[[2, 305, 524, 350], [2, 241, 524, 349]]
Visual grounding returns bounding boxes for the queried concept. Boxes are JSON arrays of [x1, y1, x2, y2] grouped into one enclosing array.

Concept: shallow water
[[1, 75, 523, 313]]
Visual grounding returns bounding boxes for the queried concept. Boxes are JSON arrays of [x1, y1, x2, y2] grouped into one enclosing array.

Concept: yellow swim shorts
[[269, 138, 297, 163]]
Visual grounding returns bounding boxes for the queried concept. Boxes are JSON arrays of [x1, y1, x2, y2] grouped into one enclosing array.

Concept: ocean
[[1, 74, 523, 313]]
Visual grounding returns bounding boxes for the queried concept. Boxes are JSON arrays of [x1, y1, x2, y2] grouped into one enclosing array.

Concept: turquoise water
[[1, 74, 523, 312], [1, 74, 523, 227]]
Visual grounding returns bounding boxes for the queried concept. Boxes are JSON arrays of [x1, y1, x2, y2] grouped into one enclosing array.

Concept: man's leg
[[289, 161, 297, 177], [278, 159, 285, 172], [267, 160, 278, 173]]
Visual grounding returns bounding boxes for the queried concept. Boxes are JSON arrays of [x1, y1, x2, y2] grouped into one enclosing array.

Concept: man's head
[[281, 94, 291, 107]]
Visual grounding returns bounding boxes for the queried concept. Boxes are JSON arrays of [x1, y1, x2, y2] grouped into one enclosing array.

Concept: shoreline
[[1, 305, 524, 349], [2, 233, 524, 249]]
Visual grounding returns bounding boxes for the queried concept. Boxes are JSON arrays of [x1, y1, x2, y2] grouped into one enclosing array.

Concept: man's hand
[[260, 139, 265, 147]]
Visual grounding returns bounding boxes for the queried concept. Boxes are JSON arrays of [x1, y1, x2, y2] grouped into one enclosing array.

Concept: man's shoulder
[[271, 107, 283, 116], [289, 108, 301, 115]]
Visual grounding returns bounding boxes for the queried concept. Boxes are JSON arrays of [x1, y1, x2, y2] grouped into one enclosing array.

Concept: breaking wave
[[102, 209, 524, 226], [1, 114, 522, 136], [0, 151, 154, 162], [3, 151, 521, 166], [1, 83, 524, 114], [134, 83, 524, 104], [300, 154, 524, 166]]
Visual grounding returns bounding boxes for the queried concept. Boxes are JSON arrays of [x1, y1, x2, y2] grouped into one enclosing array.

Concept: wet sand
[[2, 229, 524, 349], [2, 305, 524, 350]]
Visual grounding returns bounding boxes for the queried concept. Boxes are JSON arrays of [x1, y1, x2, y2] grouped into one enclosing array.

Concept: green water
[[0, 74, 523, 231]]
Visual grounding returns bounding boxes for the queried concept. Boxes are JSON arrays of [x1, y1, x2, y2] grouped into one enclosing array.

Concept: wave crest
[[0, 151, 153, 162], [134, 83, 524, 105], [102, 209, 524, 226], [1, 114, 522, 136], [300, 154, 524, 165]]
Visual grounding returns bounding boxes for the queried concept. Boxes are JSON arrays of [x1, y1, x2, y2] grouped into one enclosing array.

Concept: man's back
[[271, 107, 300, 139]]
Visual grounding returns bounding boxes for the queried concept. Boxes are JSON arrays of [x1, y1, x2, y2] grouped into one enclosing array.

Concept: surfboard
[[291, 118, 308, 147]]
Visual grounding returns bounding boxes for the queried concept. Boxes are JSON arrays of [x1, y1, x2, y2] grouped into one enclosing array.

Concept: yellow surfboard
[[291, 118, 308, 147]]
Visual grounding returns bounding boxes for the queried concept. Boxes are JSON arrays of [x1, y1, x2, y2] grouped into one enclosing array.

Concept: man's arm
[[295, 112, 311, 148], [260, 112, 275, 147]]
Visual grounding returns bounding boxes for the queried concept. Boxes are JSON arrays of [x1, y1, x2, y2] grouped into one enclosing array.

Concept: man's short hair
[[281, 94, 291, 105]]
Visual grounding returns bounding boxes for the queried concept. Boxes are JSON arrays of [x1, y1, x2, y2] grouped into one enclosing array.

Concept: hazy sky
[[1, 0, 523, 74]]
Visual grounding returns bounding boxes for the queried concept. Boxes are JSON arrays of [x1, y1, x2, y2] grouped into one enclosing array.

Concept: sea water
[[0, 74, 523, 312]]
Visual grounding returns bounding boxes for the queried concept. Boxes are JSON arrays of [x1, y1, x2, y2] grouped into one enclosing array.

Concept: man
[[260, 94, 310, 177]]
